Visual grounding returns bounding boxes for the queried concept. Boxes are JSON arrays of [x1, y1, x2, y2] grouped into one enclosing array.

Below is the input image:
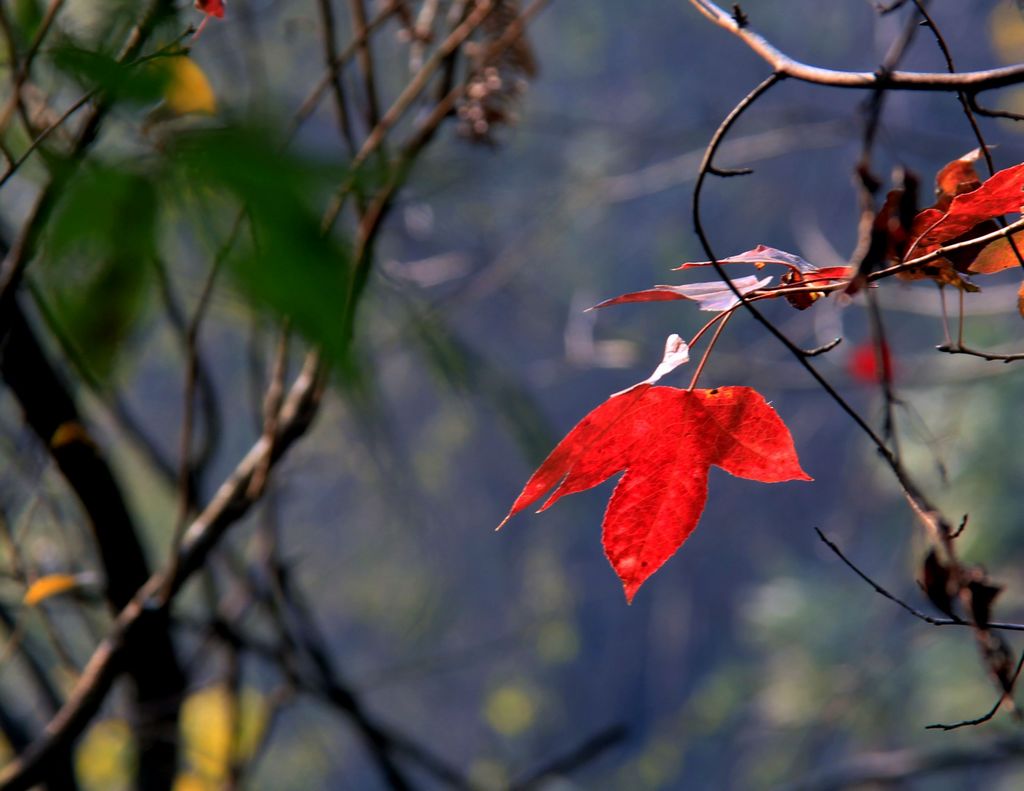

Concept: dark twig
[[818, 526, 1024, 626], [927, 651, 1024, 731], [316, 0, 359, 156], [350, 0, 383, 129], [172, 246, 228, 534], [284, 4, 399, 141], [877, 0, 911, 13], [24, 277, 178, 486], [936, 343, 1024, 363], [0, 91, 94, 190], [911, 0, 994, 174], [867, 289, 901, 455], [969, 96, 1024, 123], [815, 528, 954, 626]]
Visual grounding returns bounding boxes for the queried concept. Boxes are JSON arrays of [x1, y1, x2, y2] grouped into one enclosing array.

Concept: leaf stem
[[688, 310, 733, 390], [686, 306, 733, 349]]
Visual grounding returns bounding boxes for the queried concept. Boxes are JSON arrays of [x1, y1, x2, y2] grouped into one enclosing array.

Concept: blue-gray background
[[8, 1, 1024, 789]]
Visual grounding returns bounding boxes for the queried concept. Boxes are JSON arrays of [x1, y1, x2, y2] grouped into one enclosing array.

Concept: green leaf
[[48, 164, 157, 260], [42, 163, 157, 381], [52, 42, 169, 105], [13, 0, 43, 45], [168, 126, 356, 363]]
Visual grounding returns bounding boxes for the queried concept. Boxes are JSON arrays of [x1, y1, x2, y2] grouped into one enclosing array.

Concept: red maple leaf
[[500, 385, 810, 602]]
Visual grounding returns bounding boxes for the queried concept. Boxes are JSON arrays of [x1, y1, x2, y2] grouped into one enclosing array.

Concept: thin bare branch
[[688, 0, 1024, 92], [349, 0, 382, 128], [927, 651, 1024, 731]]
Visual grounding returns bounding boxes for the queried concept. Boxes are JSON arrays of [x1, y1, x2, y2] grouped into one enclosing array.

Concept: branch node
[[801, 337, 842, 357], [708, 164, 753, 178]]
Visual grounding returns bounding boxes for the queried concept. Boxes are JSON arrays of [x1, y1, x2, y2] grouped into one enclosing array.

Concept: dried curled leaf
[[590, 275, 772, 313], [921, 550, 955, 618], [967, 577, 1003, 627], [634, 333, 689, 388], [780, 267, 851, 309], [24, 574, 82, 606], [458, 0, 536, 143], [675, 245, 819, 274], [675, 245, 851, 310]]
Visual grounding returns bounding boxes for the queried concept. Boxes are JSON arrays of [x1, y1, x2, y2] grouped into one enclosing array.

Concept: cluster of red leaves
[[908, 153, 1024, 276], [590, 151, 1024, 318], [501, 153, 1024, 602], [866, 151, 1024, 317]]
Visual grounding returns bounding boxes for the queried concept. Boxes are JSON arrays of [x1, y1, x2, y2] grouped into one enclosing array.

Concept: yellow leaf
[[483, 683, 537, 737], [50, 420, 94, 449], [24, 574, 80, 606], [180, 685, 267, 781], [991, 2, 1024, 64], [164, 56, 216, 116], [75, 720, 134, 791], [173, 772, 214, 791]]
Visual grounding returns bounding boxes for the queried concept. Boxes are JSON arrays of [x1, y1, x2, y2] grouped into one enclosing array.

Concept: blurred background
[[6, 1, 1024, 789]]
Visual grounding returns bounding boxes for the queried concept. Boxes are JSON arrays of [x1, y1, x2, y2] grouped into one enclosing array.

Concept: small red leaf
[[848, 340, 894, 385], [907, 208, 945, 253], [676, 245, 817, 274], [781, 266, 853, 309], [809, 267, 855, 282], [196, 0, 225, 17], [590, 275, 771, 313], [910, 162, 1024, 255], [935, 149, 983, 210], [500, 385, 810, 602]]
